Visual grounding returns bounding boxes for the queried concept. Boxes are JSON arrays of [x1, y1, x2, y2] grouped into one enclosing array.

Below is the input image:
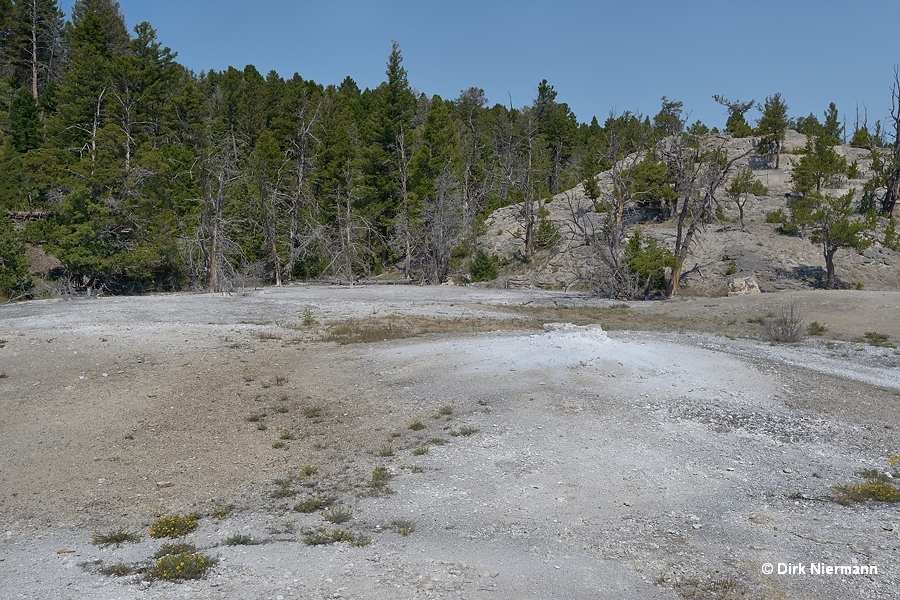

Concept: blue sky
[[61, 1, 898, 133]]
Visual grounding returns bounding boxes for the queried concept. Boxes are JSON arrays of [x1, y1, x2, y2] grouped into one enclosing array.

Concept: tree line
[[0, 0, 898, 299]]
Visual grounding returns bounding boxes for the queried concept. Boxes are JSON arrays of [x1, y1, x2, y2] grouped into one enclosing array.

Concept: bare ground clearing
[[1, 285, 899, 599]]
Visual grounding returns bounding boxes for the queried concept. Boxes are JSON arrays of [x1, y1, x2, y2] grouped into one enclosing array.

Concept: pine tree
[[712, 95, 754, 138], [5, 0, 65, 101], [756, 93, 789, 168], [109, 21, 177, 170], [8, 85, 41, 151]]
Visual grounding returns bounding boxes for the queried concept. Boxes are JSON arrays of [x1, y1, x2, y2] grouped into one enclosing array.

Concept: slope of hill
[[478, 130, 898, 295]]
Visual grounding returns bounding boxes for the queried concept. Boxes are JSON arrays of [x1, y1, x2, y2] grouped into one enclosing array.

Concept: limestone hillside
[[477, 130, 899, 294]]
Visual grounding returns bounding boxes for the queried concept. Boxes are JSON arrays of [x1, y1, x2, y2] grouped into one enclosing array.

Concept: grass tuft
[[294, 495, 335, 513], [302, 527, 370, 546], [222, 533, 255, 546], [271, 479, 296, 499], [100, 563, 132, 577], [91, 528, 141, 548], [322, 505, 354, 524], [450, 425, 479, 437], [369, 466, 393, 493], [391, 519, 415, 536], [377, 443, 395, 457]]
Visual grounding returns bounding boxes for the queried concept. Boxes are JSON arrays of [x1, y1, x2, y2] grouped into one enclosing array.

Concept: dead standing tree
[[879, 68, 900, 216], [284, 92, 322, 281], [421, 167, 464, 284], [659, 132, 750, 296], [194, 132, 243, 293], [567, 113, 653, 298]]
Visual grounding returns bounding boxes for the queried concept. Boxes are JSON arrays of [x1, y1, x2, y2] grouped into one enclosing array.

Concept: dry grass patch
[[323, 315, 537, 344], [91, 528, 141, 548]]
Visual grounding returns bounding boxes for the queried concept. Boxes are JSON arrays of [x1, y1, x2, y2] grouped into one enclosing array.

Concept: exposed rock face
[[728, 276, 761, 296]]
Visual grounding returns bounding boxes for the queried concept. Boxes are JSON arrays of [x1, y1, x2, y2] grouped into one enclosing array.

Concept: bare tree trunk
[[203, 133, 241, 293], [394, 129, 413, 278], [29, 0, 39, 101], [882, 69, 900, 216], [285, 95, 321, 281], [662, 134, 750, 297], [87, 88, 106, 177]]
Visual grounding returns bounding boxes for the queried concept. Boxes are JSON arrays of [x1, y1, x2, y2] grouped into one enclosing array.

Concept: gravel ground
[[1, 285, 899, 599]]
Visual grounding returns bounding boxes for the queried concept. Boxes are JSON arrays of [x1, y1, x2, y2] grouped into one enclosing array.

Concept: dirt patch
[[1, 285, 898, 599]]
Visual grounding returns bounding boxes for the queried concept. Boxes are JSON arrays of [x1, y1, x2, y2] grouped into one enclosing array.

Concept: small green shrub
[[437, 405, 453, 416], [91, 529, 141, 548], [884, 218, 899, 251], [834, 482, 900, 505], [272, 441, 287, 449], [833, 456, 900, 505], [149, 514, 200, 539], [470, 249, 499, 282], [154, 542, 198, 558], [861, 331, 894, 348], [408, 421, 425, 431], [370, 467, 392, 490], [623, 229, 679, 293], [765, 208, 787, 224], [806, 321, 827, 336], [534, 216, 561, 249], [724, 259, 737, 276], [153, 552, 213, 581], [280, 429, 296, 440], [303, 407, 322, 418], [411, 445, 430, 456], [301, 308, 318, 326]]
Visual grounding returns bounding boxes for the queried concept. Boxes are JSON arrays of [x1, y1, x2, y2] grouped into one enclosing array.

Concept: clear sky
[[60, 0, 898, 133]]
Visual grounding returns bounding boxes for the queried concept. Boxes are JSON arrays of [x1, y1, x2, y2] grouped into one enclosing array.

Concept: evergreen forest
[[1, 0, 898, 300]]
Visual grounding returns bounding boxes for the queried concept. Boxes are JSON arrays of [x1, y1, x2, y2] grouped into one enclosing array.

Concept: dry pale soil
[[1, 284, 900, 600]]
